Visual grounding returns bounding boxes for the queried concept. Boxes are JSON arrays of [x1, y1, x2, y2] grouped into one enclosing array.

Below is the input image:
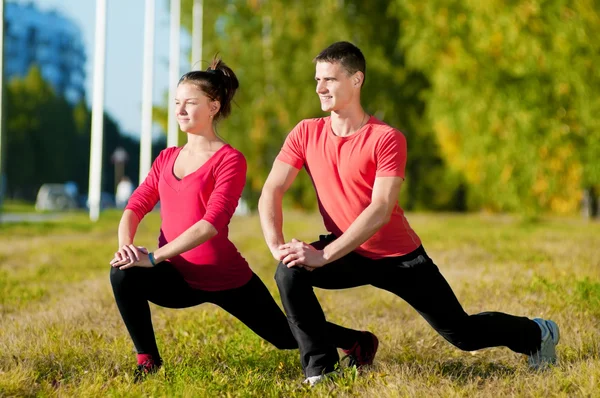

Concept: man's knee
[[274, 261, 302, 290]]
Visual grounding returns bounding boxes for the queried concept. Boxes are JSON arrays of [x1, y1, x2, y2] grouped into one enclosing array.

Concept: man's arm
[[322, 176, 403, 261], [258, 160, 300, 260], [280, 176, 403, 268]]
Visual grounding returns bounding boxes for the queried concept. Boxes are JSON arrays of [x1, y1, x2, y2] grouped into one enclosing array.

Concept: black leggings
[[110, 263, 360, 361], [275, 236, 543, 377]]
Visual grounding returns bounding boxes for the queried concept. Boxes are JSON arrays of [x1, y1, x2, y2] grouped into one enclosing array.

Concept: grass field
[[1, 200, 37, 214], [0, 210, 599, 397]]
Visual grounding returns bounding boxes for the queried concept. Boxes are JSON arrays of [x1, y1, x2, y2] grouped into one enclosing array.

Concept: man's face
[[315, 61, 359, 112]]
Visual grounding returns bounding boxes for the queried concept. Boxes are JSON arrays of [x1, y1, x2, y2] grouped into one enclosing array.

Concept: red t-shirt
[[277, 116, 421, 259], [126, 144, 252, 291]]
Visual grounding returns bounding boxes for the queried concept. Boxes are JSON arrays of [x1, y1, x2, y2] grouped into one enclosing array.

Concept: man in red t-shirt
[[258, 41, 560, 385]]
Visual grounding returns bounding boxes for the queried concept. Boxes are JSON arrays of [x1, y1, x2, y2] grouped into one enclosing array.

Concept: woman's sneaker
[[528, 318, 560, 369], [134, 355, 161, 382], [341, 331, 379, 368]]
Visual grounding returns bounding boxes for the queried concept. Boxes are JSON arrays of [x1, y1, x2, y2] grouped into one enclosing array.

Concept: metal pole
[[167, 0, 180, 148], [139, 0, 154, 183], [192, 0, 203, 70], [88, 0, 107, 222], [0, 0, 6, 221]]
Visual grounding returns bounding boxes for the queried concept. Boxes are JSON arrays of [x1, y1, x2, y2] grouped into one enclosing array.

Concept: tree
[[164, 0, 461, 210], [396, 0, 600, 213], [5, 66, 149, 202], [5, 66, 76, 198]]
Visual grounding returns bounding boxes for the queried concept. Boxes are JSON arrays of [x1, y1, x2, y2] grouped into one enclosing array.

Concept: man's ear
[[353, 71, 364, 87]]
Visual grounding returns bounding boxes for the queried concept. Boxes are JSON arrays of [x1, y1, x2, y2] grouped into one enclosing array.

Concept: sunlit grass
[[1, 199, 36, 213], [0, 211, 598, 396]]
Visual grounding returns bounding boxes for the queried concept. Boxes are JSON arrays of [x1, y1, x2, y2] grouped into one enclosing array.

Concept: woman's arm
[[152, 219, 217, 262], [118, 209, 141, 247], [113, 149, 247, 270], [110, 151, 165, 268]]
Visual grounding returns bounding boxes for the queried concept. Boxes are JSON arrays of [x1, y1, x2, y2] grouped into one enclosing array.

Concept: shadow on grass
[[435, 360, 516, 383], [387, 355, 518, 384]]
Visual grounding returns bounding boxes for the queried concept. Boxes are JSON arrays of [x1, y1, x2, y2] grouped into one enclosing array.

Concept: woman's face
[[175, 82, 220, 133]]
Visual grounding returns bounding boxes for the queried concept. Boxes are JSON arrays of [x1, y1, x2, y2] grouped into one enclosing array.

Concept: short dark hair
[[178, 56, 239, 122], [313, 41, 366, 82]]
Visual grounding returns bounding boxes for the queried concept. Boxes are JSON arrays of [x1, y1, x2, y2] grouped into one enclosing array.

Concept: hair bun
[[206, 68, 222, 76]]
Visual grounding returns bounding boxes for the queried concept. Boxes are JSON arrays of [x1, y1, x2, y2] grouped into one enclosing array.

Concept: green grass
[[0, 211, 599, 397], [1, 199, 36, 213]]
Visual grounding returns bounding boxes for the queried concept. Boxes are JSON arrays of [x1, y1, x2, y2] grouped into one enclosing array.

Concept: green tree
[[5, 66, 148, 202], [5, 66, 76, 198], [396, 0, 600, 214], [163, 0, 459, 210]]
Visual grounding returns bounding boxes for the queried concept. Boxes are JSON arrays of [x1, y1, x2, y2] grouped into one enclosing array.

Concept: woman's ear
[[211, 100, 221, 116]]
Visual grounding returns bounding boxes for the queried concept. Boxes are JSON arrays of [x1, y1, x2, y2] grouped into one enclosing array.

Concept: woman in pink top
[[109, 57, 364, 380]]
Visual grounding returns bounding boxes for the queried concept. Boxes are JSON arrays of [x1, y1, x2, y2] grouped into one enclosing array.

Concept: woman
[[109, 57, 367, 379]]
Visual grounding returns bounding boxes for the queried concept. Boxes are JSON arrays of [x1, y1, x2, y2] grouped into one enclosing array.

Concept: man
[[258, 41, 559, 385], [115, 176, 134, 209]]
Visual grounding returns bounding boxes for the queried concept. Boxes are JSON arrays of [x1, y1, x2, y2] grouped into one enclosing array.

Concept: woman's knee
[[110, 266, 136, 291]]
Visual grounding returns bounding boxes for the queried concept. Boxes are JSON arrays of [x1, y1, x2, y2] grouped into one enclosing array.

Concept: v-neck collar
[[164, 144, 230, 192]]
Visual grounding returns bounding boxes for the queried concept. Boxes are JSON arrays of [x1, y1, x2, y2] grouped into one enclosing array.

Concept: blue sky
[[13, 0, 192, 139]]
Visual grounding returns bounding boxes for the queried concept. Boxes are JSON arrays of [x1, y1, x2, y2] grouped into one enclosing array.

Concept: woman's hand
[[110, 244, 151, 270]]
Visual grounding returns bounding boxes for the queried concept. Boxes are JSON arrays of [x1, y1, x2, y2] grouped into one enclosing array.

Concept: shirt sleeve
[[375, 131, 407, 178], [202, 150, 247, 231], [275, 121, 305, 170], [125, 149, 167, 220]]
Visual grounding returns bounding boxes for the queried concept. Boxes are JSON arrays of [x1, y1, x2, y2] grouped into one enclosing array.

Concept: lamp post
[[167, 0, 180, 148], [111, 146, 129, 193], [139, 0, 155, 184], [88, 0, 107, 222], [0, 0, 6, 222], [192, 0, 203, 69]]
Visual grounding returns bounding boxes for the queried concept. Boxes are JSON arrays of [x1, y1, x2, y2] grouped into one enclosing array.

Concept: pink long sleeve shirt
[[126, 144, 252, 291]]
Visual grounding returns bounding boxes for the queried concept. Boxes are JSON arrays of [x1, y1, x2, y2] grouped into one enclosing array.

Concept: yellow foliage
[[549, 169, 582, 213], [558, 82, 570, 96], [532, 176, 549, 198], [464, 158, 482, 184], [251, 117, 266, 142], [501, 165, 513, 183], [434, 120, 460, 161], [490, 31, 504, 51]]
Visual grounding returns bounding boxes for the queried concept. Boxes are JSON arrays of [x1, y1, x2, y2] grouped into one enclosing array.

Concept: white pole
[[139, 0, 154, 184], [0, 0, 5, 220], [192, 0, 203, 70], [88, 0, 107, 222], [167, 0, 180, 148]]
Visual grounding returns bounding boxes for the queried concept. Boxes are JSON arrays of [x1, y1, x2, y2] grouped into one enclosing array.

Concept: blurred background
[[0, 0, 598, 219]]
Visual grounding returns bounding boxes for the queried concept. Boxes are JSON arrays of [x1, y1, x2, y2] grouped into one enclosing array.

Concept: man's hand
[[278, 238, 328, 270]]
